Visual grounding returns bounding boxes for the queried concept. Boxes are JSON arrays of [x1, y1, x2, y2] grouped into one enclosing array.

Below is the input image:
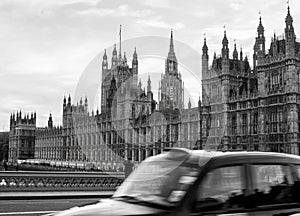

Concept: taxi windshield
[[113, 153, 199, 206]]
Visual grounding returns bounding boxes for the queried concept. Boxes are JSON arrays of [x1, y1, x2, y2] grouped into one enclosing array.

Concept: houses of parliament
[[8, 6, 300, 170]]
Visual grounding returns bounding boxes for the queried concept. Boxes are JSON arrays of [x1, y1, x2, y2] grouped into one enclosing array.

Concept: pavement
[[0, 190, 114, 200]]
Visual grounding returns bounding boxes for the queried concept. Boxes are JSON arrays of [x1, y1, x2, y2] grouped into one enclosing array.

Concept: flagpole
[[119, 25, 122, 60]]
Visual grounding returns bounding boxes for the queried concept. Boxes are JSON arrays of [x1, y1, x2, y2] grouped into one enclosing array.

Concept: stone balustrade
[[0, 171, 124, 192]]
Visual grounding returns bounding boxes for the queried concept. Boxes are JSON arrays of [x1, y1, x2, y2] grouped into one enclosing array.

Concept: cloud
[[194, 10, 215, 18], [137, 16, 185, 29], [143, 0, 172, 9], [74, 4, 154, 18]]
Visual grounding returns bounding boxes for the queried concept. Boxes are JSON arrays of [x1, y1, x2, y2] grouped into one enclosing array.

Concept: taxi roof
[[148, 148, 300, 167]]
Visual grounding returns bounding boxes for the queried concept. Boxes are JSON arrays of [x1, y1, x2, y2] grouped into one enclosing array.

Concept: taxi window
[[195, 166, 246, 211], [297, 165, 300, 180], [251, 164, 296, 206]]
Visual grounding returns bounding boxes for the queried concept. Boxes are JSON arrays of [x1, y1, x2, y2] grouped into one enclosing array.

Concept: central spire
[[167, 30, 177, 61], [119, 25, 122, 60]]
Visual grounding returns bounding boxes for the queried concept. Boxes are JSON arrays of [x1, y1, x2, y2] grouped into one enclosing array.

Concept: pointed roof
[[112, 44, 117, 55], [222, 26, 228, 46], [119, 24, 122, 60], [133, 47, 137, 58], [285, 4, 293, 24], [233, 41, 238, 59], [202, 37, 208, 55], [257, 15, 264, 34], [103, 49, 107, 60], [68, 94, 71, 104], [167, 30, 177, 61], [240, 47, 243, 60]]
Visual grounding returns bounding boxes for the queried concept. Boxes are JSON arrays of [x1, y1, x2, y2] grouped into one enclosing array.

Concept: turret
[[84, 96, 88, 113], [63, 96, 66, 108], [48, 113, 53, 128], [132, 47, 138, 85], [147, 75, 151, 93], [166, 30, 178, 75], [285, 5, 295, 57], [221, 29, 230, 74], [233, 42, 238, 60], [240, 47, 245, 73], [272, 32, 278, 56], [253, 15, 265, 68], [112, 44, 118, 66], [147, 75, 153, 100], [67, 94, 71, 106], [102, 49, 108, 81], [202, 37, 209, 79], [222, 29, 229, 59], [240, 47, 243, 61]]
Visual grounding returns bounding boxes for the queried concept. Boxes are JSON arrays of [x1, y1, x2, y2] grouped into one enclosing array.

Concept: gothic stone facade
[[202, 7, 300, 154], [10, 7, 300, 169], [32, 32, 201, 170], [8, 112, 36, 163]]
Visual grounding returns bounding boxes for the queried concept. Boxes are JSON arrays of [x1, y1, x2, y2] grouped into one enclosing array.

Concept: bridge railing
[[0, 171, 124, 192]]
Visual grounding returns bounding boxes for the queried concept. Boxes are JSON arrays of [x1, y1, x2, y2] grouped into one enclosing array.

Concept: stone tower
[[159, 30, 184, 110]]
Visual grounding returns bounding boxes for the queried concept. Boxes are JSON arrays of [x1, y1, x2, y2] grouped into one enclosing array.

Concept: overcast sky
[[0, 0, 299, 130]]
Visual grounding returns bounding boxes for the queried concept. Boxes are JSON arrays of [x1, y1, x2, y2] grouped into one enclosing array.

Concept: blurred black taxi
[[46, 148, 300, 216]]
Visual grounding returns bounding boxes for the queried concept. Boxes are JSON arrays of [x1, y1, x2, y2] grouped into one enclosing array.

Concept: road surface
[[0, 198, 102, 216]]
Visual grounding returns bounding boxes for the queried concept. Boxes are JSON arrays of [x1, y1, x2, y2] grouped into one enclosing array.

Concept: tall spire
[[119, 25, 122, 60], [240, 47, 243, 61], [202, 35, 208, 56], [147, 75, 151, 93], [113, 44, 117, 55], [103, 49, 107, 60], [132, 47, 138, 68], [285, 1, 293, 26], [257, 12, 264, 35], [222, 25, 229, 59], [102, 49, 108, 69], [168, 29, 176, 61], [133, 47, 137, 58], [222, 25, 228, 46], [68, 94, 71, 105], [112, 44, 118, 66], [233, 40, 238, 60], [285, 0, 295, 57]]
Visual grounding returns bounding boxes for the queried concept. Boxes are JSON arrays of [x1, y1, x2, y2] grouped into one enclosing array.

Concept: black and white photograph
[[1, 0, 300, 215]]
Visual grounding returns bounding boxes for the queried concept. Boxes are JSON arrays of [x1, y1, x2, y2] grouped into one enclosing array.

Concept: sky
[[0, 0, 299, 130]]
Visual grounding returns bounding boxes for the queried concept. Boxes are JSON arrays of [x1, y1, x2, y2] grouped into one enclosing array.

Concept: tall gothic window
[[279, 111, 283, 132], [242, 113, 247, 135], [232, 115, 237, 135], [270, 109, 277, 133], [253, 112, 258, 134]]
